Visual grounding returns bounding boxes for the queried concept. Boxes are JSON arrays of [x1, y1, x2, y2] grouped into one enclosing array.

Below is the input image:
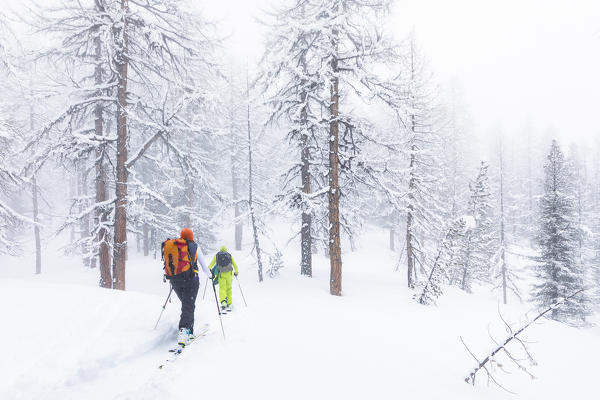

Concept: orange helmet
[[180, 228, 194, 241]]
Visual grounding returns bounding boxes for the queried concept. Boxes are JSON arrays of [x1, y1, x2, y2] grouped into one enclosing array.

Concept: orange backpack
[[161, 238, 192, 278]]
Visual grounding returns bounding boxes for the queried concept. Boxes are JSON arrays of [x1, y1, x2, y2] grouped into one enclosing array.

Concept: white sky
[[201, 0, 600, 147], [391, 0, 600, 146], [7, 0, 599, 146]]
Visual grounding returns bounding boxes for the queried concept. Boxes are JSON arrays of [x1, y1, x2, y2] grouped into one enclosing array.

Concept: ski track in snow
[[1, 226, 599, 400]]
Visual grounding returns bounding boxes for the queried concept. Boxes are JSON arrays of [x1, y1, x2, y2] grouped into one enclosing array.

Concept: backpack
[[216, 251, 232, 267], [211, 265, 219, 285], [161, 238, 192, 278]]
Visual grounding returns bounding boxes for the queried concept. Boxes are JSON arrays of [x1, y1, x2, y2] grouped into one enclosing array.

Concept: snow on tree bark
[[112, 0, 129, 291], [301, 127, 313, 277], [247, 72, 263, 282], [328, 32, 342, 296], [29, 104, 42, 275]]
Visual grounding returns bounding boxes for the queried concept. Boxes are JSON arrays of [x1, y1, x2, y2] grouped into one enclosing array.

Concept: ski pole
[[202, 277, 208, 300], [211, 279, 226, 340], [235, 275, 248, 307], [154, 284, 173, 330]]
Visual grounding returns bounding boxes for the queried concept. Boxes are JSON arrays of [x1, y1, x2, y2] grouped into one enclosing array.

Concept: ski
[[159, 324, 209, 369]]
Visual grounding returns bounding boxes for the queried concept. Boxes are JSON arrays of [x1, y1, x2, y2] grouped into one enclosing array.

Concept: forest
[[0, 1, 599, 398]]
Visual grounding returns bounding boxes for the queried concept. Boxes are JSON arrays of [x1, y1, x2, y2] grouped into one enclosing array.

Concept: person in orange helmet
[[169, 228, 212, 346]]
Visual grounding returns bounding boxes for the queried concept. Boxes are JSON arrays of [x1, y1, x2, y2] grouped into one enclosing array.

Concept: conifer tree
[[533, 140, 589, 324], [455, 161, 496, 292]]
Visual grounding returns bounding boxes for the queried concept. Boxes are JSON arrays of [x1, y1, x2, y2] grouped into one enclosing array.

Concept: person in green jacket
[[208, 246, 238, 312]]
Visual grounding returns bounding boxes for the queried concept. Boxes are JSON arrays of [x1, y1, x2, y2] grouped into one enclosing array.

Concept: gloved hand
[[234, 272, 238, 277], [193, 267, 198, 278]]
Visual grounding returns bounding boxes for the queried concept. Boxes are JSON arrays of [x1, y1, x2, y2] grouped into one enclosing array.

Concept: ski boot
[[177, 328, 192, 347]]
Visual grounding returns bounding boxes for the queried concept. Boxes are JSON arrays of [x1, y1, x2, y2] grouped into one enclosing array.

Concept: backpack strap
[[186, 240, 198, 269]]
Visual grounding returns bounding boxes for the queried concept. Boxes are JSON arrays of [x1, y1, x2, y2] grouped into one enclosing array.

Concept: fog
[[202, 0, 600, 147]]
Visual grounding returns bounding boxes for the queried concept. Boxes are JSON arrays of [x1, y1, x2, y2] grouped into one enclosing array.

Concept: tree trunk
[[32, 179, 41, 274], [95, 22, 111, 287], [328, 43, 342, 296], [143, 223, 149, 256], [500, 143, 507, 304], [136, 226, 141, 253], [80, 164, 90, 267], [151, 228, 157, 259], [70, 172, 76, 244], [184, 175, 193, 228], [461, 237, 472, 292], [406, 42, 417, 289], [406, 206, 415, 288], [232, 159, 243, 251], [247, 71, 263, 282], [300, 89, 312, 277], [112, 0, 129, 290], [30, 102, 42, 275], [405, 110, 418, 287]]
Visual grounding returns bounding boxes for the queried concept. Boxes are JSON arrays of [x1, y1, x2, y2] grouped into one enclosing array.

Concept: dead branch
[[462, 288, 587, 387]]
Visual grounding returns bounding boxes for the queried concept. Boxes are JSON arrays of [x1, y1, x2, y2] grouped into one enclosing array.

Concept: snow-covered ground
[[0, 225, 598, 400]]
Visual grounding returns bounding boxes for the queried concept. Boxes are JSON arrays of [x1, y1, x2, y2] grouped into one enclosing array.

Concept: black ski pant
[[171, 275, 200, 333]]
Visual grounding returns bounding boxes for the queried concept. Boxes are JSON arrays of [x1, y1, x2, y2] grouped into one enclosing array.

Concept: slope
[[0, 226, 598, 400]]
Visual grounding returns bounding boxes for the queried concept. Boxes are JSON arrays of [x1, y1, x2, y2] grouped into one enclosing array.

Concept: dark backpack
[[216, 251, 232, 267]]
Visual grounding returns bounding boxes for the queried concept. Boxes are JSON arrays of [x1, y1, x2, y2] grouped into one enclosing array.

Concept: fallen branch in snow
[[461, 288, 587, 389], [415, 218, 467, 305]]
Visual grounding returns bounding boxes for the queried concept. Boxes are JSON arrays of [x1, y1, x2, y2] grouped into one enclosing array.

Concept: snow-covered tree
[[495, 139, 520, 304], [397, 36, 444, 288], [452, 161, 497, 292], [0, 15, 28, 256], [258, 0, 331, 278], [222, 68, 248, 252], [0, 121, 25, 256], [533, 140, 589, 324], [26, 0, 222, 289], [416, 217, 468, 305], [260, 0, 405, 295]]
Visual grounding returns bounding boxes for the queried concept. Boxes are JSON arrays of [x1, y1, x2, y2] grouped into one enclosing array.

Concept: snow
[[0, 224, 598, 399], [461, 214, 476, 230]]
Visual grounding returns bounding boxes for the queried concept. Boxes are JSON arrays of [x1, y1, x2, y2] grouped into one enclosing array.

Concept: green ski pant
[[219, 271, 233, 306]]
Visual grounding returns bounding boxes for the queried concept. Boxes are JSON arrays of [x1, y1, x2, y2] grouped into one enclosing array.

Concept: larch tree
[[223, 68, 248, 252], [260, 0, 401, 295], [26, 0, 222, 289], [246, 71, 265, 282], [0, 15, 29, 256], [439, 81, 471, 225], [398, 35, 443, 288], [0, 121, 25, 256], [496, 138, 520, 304], [259, 0, 329, 278]]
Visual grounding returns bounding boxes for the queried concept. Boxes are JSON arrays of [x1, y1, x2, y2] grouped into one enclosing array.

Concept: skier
[[165, 228, 212, 347], [208, 246, 239, 312]]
